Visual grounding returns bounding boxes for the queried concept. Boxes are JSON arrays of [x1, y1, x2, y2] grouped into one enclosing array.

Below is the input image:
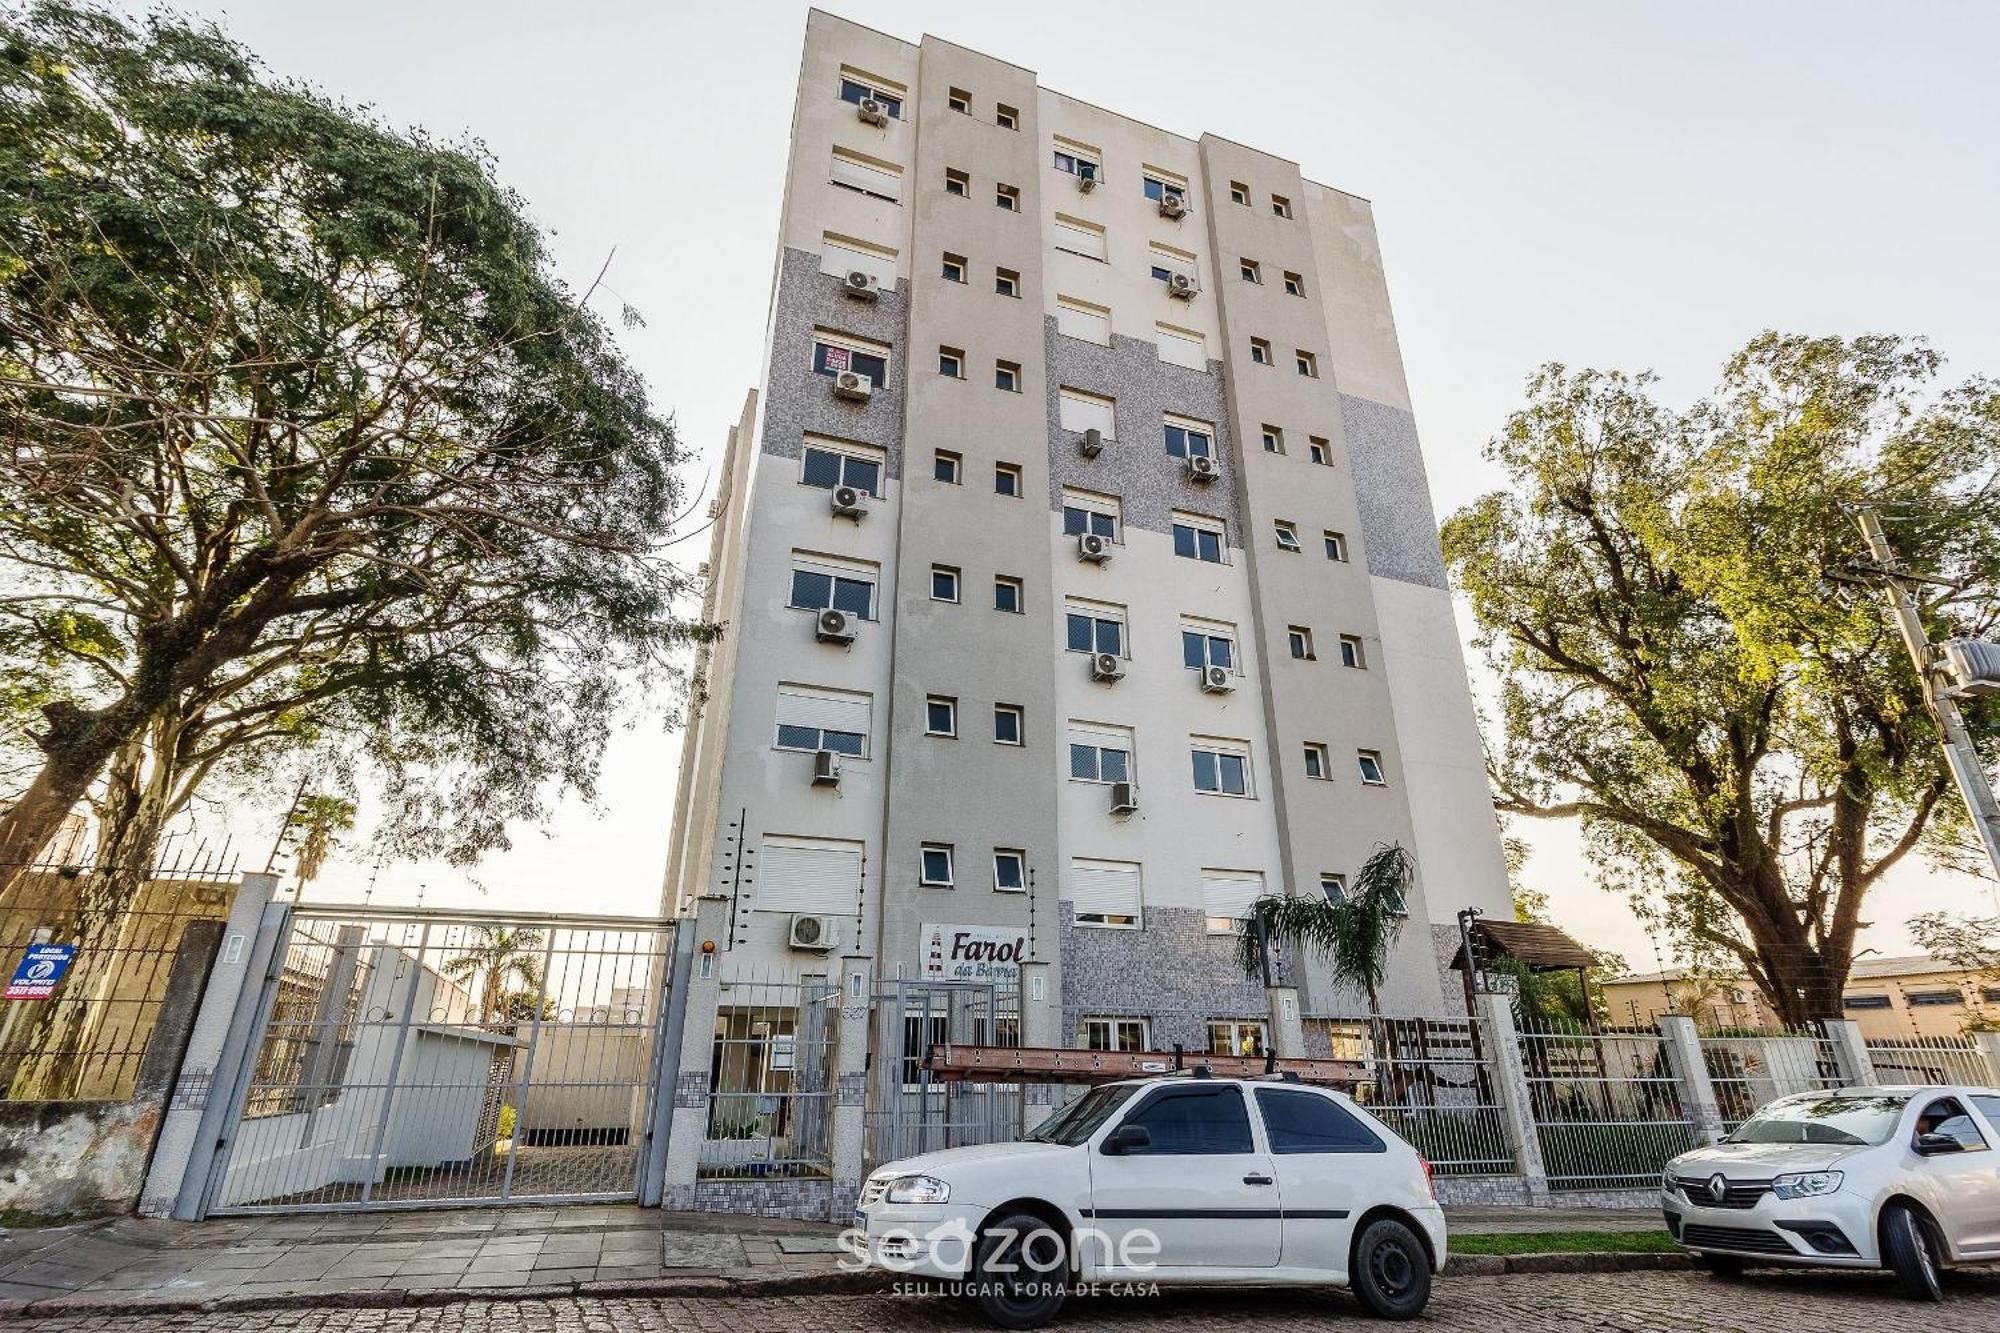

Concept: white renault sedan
[[852, 1072, 1446, 1328], [1663, 1085, 2000, 1299]]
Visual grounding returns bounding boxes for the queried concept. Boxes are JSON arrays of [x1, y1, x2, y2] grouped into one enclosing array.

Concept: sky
[[149, 0, 2000, 966]]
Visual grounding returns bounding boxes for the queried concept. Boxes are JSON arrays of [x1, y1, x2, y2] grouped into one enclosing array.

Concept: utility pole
[[1847, 504, 2000, 880]]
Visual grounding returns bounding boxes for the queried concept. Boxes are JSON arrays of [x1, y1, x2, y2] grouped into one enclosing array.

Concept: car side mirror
[[1102, 1123, 1152, 1155], [1913, 1132, 1964, 1156]]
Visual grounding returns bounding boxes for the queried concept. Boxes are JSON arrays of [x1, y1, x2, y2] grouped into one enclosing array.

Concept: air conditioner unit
[[811, 749, 842, 786], [843, 269, 880, 301], [1077, 531, 1111, 563], [789, 913, 841, 951], [1943, 638, 2000, 696], [1167, 272, 1198, 300], [1185, 454, 1219, 483], [1089, 652, 1124, 683], [830, 484, 868, 518], [1109, 782, 1139, 815], [815, 608, 856, 644], [1200, 664, 1234, 694], [1077, 173, 1098, 194], [857, 98, 889, 126], [1079, 427, 1104, 458], [1158, 190, 1188, 219], [833, 370, 873, 402]]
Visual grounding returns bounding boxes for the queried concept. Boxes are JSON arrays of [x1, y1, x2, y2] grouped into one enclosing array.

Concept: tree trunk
[[0, 701, 151, 901]]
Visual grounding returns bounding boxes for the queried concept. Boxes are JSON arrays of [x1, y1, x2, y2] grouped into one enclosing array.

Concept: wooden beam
[[922, 1043, 1367, 1089]]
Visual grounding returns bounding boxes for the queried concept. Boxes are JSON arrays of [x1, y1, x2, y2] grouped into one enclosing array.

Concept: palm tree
[[1234, 842, 1413, 1016], [287, 794, 357, 890], [440, 925, 547, 1023]]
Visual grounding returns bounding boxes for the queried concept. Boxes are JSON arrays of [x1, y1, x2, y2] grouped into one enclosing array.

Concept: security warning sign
[[4, 944, 76, 1000]]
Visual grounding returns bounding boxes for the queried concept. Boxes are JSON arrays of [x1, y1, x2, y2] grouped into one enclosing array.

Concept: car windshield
[[1723, 1092, 1910, 1146], [1024, 1084, 1139, 1146]]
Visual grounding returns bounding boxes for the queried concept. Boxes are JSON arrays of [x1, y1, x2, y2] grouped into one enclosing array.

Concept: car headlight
[[884, 1173, 951, 1204], [1771, 1171, 1842, 1200]]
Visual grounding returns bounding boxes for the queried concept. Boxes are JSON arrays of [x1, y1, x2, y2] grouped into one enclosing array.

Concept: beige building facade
[[1604, 956, 2000, 1039]]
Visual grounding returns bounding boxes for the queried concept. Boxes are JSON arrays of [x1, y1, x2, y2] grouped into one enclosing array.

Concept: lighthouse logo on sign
[[920, 924, 1025, 982], [4, 943, 77, 1001]]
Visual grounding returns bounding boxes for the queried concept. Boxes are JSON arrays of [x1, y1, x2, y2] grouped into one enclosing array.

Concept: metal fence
[[1866, 1033, 1993, 1087], [698, 974, 838, 1180], [0, 853, 238, 1102], [1699, 1023, 1846, 1132], [1314, 1016, 1514, 1176], [1517, 1021, 1700, 1190], [866, 980, 1022, 1169]]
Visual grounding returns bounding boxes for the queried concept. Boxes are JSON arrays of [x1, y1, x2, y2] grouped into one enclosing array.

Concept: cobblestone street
[[16, 1269, 2000, 1333]]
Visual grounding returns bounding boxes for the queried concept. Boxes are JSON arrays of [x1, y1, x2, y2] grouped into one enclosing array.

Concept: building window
[[948, 87, 971, 114], [995, 267, 1020, 298], [1172, 515, 1225, 563], [993, 848, 1026, 891], [1240, 258, 1262, 284], [1052, 147, 1100, 181], [1283, 271, 1304, 298], [1842, 994, 1893, 1010], [812, 335, 888, 384], [939, 346, 965, 379], [1249, 338, 1272, 365], [828, 148, 902, 202], [1192, 740, 1252, 797], [994, 576, 1023, 614], [944, 168, 969, 197], [1296, 350, 1319, 377], [1907, 990, 1964, 1007], [838, 76, 902, 119], [1202, 871, 1265, 936], [1163, 418, 1214, 459], [1288, 626, 1315, 660], [995, 462, 1023, 497], [1984, 987, 2000, 1004], [921, 843, 955, 886], [1078, 1017, 1148, 1051], [1058, 387, 1117, 439], [1141, 173, 1185, 202], [1181, 624, 1236, 674], [926, 696, 958, 737], [994, 703, 1024, 746], [995, 183, 1020, 211], [1308, 436, 1331, 466], [1055, 297, 1111, 345], [1261, 424, 1284, 454], [1274, 521, 1302, 552], [1339, 634, 1366, 669], [789, 557, 876, 620], [1271, 194, 1292, 218], [1229, 180, 1250, 206], [930, 565, 960, 603], [1070, 858, 1142, 929], [1208, 1019, 1268, 1055], [773, 684, 871, 758], [1148, 241, 1196, 285], [1357, 750, 1387, 786], [1065, 602, 1125, 656], [1068, 726, 1133, 784], [1062, 491, 1120, 542], [1156, 322, 1206, 370], [995, 103, 1018, 130], [800, 440, 882, 495], [994, 359, 1021, 392], [934, 449, 962, 484], [1304, 742, 1331, 779], [1320, 874, 1347, 904], [1054, 214, 1107, 261], [941, 253, 966, 283], [1324, 530, 1349, 562]]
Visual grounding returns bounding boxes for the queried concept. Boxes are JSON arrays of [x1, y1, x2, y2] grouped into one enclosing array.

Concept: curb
[[1446, 1251, 1693, 1276]]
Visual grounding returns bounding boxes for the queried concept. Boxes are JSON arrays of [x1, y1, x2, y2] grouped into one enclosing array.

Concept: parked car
[[1662, 1084, 2000, 1299], [852, 1071, 1446, 1328]]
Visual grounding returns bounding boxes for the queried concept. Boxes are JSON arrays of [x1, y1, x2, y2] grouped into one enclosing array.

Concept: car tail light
[[1420, 1157, 1436, 1201]]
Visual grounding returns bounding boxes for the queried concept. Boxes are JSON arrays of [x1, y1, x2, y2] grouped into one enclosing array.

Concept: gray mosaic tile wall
[[765, 248, 911, 478], [667, 1178, 850, 1223], [1338, 393, 1448, 589], [1058, 904, 1281, 1052]]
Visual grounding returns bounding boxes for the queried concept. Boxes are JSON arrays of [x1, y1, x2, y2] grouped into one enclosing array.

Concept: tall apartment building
[[662, 10, 1511, 1049]]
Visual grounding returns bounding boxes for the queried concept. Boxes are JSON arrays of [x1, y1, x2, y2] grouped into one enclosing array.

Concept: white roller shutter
[[1156, 325, 1206, 371], [829, 150, 901, 202], [820, 237, 897, 287], [1059, 390, 1116, 440], [759, 838, 862, 914], [1054, 217, 1106, 262], [1056, 300, 1111, 346], [774, 686, 870, 738], [1201, 871, 1265, 928], [1069, 860, 1141, 923]]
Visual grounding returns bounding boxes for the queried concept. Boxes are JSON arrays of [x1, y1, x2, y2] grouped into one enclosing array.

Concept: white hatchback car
[[852, 1072, 1446, 1328], [1663, 1085, 2000, 1299]]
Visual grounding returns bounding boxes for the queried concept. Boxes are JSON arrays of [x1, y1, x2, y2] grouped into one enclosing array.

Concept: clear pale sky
[[160, 1, 2000, 966]]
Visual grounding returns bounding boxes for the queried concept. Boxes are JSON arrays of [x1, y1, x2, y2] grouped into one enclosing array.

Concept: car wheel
[[1698, 1253, 1744, 1279], [1881, 1202, 1943, 1302], [969, 1209, 1070, 1330], [1351, 1217, 1432, 1320]]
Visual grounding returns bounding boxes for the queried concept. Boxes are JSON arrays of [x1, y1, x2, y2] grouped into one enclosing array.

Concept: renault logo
[[1706, 1173, 1729, 1203]]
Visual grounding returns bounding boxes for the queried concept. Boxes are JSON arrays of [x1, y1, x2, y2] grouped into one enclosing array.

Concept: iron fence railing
[[1517, 1021, 1700, 1190], [700, 973, 838, 1180], [1697, 1023, 1846, 1132], [865, 980, 1021, 1170], [1313, 1016, 1514, 1176], [1866, 1033, 1993, 1087]]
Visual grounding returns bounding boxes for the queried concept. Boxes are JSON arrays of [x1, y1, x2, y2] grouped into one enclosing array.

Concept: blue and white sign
[[4, 944, 76, 1000]]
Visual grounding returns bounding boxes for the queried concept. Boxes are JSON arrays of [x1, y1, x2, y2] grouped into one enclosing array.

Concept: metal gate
[[205, 904, 680, 1213], [865, 980, 1020, 1168]]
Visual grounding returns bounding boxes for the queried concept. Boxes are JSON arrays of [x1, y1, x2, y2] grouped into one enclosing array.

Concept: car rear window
[[1255, 1088, 1384, 1154], [1126, 1087, 1254, 1154]]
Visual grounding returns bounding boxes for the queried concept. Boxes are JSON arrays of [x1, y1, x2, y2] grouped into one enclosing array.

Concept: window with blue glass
[[1052, 149, 1098, 181], [1191, 744, 1249, 797], [1163, 422, 1213, 459], [1142, 175, 1181, 202], [788, 567, 875, 619], [776, 723, 866, 756], [800, 445, 880, 495], [1066, 610, 1123, 656], [1069, 742, 1130, 784], [813, 340, 887, 383], [838, 78, 901, 119], [1172, 520, 1224, 563], [1063, 505, 1117, 541], [1182, 630, 1234, 672]]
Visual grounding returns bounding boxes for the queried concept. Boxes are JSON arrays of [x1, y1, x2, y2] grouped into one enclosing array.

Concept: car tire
[[1698, 1253, 1744, 1279], [1351, 1216, 1432, 1321], [969, 1209, 1070, 1330], [1881, 1202, 1943, 1302]]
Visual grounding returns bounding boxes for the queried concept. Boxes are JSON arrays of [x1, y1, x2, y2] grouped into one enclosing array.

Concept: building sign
[[921, 923, 1026, 983], [4, 944, 76, 1001]]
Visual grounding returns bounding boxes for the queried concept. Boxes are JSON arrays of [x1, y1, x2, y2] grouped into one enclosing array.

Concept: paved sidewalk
[[0, 1203, 1662, 1317]]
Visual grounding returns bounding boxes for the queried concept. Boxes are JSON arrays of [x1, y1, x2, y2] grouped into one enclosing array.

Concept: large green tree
[[0, 4, 708, 907], [1443, 334, 1999, 1025]]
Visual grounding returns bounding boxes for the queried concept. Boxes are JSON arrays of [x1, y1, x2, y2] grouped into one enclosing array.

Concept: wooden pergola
[[1449, 918, 1602, 1027]]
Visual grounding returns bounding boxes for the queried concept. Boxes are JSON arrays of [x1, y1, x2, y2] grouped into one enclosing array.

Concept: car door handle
[[1243, 1173, 1274, 1186]]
